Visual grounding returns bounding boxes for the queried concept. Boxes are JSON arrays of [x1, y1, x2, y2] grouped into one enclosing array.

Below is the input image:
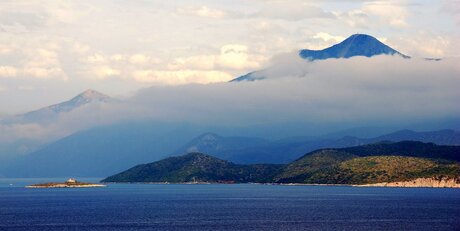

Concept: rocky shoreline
[[355, 177, 460, 188]]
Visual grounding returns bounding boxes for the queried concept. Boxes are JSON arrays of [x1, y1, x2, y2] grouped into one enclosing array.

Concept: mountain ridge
[[102, 141, 460, 185]]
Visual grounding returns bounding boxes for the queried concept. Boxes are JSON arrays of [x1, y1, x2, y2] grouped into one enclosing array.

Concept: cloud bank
[[1, 55, 459, 156]]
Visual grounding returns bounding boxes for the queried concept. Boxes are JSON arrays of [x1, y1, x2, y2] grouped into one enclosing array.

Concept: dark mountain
[[299, 34, 409, 60], [231, 34, 408, 82], [103, 141, 460, 185], [101, 153, 283, 183]]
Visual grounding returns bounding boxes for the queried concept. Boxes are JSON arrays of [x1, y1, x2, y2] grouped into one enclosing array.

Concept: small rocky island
[[26, 178, 106, 188]]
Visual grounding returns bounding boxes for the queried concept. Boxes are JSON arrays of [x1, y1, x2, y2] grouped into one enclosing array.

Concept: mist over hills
[[1, 89, 112, 125], [174, 129, 460, 164], [2, 127, 458, 178], [0, 122, 207, 177], [0, 89, 116, 160]]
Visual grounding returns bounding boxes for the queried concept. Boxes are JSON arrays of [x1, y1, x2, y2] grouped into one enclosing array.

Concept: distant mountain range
[[174, 129, 460, 164], [3, 127, 458, 177], [102, 141, 460, 185], [231, 34, 408, 82]]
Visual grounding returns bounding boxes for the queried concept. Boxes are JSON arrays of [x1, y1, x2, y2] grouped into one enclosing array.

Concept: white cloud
[[0, 66, 18, 77], [17, 85, 34, 91], [86, 53, 106, 64], [170, 44, 267, 72], [1, 56, 459, 149], [334, 10, 370, 28], [362, 2, 409, 28], [20, 48, 67, 80], [441, 0, 460, 25], [391, 31, 454, 58], [132, 70, 232, 85], [91, 66, 121, 79], [0, 0, 458, 116], [253, 3, 334, 21], [128, 54, 161, 65], [177, 6, 228, 18], [313, 32, 346, 43]]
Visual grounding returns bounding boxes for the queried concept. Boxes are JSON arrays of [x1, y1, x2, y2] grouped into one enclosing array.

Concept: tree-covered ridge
[[102, 153, 283, 183], [102, 141, 460, 185]]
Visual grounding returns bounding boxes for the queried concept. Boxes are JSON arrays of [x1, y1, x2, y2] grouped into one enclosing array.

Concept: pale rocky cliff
[[357, 177, 460, 188]]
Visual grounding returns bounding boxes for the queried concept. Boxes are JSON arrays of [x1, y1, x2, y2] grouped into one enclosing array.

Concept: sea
[[0, 178, 459, 231]]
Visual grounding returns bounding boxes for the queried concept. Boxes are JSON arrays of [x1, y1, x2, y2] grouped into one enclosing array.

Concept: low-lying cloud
[[1, 55, 459, 155]]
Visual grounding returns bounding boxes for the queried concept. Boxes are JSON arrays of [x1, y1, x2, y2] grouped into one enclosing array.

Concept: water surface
[[1, 178, 459, 230]]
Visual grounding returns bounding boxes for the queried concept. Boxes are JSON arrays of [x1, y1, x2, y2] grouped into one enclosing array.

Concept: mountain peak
[[299, 33, 409, 60], [230, 34, 409, 82], [44, 89, 111, 114], [75, 89, 110, 101], [347, 33, 376, 40]]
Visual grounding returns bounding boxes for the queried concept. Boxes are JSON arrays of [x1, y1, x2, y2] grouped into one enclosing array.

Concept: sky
[[0, 0, 459, 115]]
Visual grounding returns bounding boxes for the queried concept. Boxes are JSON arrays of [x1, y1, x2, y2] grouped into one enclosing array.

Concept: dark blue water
[[1, 178, 459, 231]]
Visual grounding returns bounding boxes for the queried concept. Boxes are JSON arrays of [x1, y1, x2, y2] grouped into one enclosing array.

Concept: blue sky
[[0, 0, 459, 114]]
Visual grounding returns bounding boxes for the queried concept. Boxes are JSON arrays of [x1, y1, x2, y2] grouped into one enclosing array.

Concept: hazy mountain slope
[[1, 89, 112, 125], [2, 122, 206, 177], [3, 127, 458, 177], [174, 129, 460, 164], [0, 89, 115, 159], [371, 129, 460, 145]]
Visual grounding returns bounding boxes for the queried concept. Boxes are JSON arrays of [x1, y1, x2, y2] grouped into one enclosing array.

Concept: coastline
[[102, 177, 460, 188], [354, 177, 460, 188]]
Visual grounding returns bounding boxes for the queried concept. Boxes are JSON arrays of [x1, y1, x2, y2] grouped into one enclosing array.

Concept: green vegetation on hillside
[[102, 141, 460, 185], [276, 155, 459, 184], [102, 153, 283, 183]]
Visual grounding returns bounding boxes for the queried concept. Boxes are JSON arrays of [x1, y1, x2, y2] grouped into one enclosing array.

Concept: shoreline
[[101, 179, 460, 188]]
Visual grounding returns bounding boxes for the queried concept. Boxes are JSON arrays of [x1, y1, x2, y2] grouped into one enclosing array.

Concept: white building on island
[[66, 178, 77, 183]]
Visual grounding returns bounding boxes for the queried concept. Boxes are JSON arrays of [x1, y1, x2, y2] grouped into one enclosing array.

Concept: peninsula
[[102, 141, 460, 188], [26, 178, 106, 188]]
